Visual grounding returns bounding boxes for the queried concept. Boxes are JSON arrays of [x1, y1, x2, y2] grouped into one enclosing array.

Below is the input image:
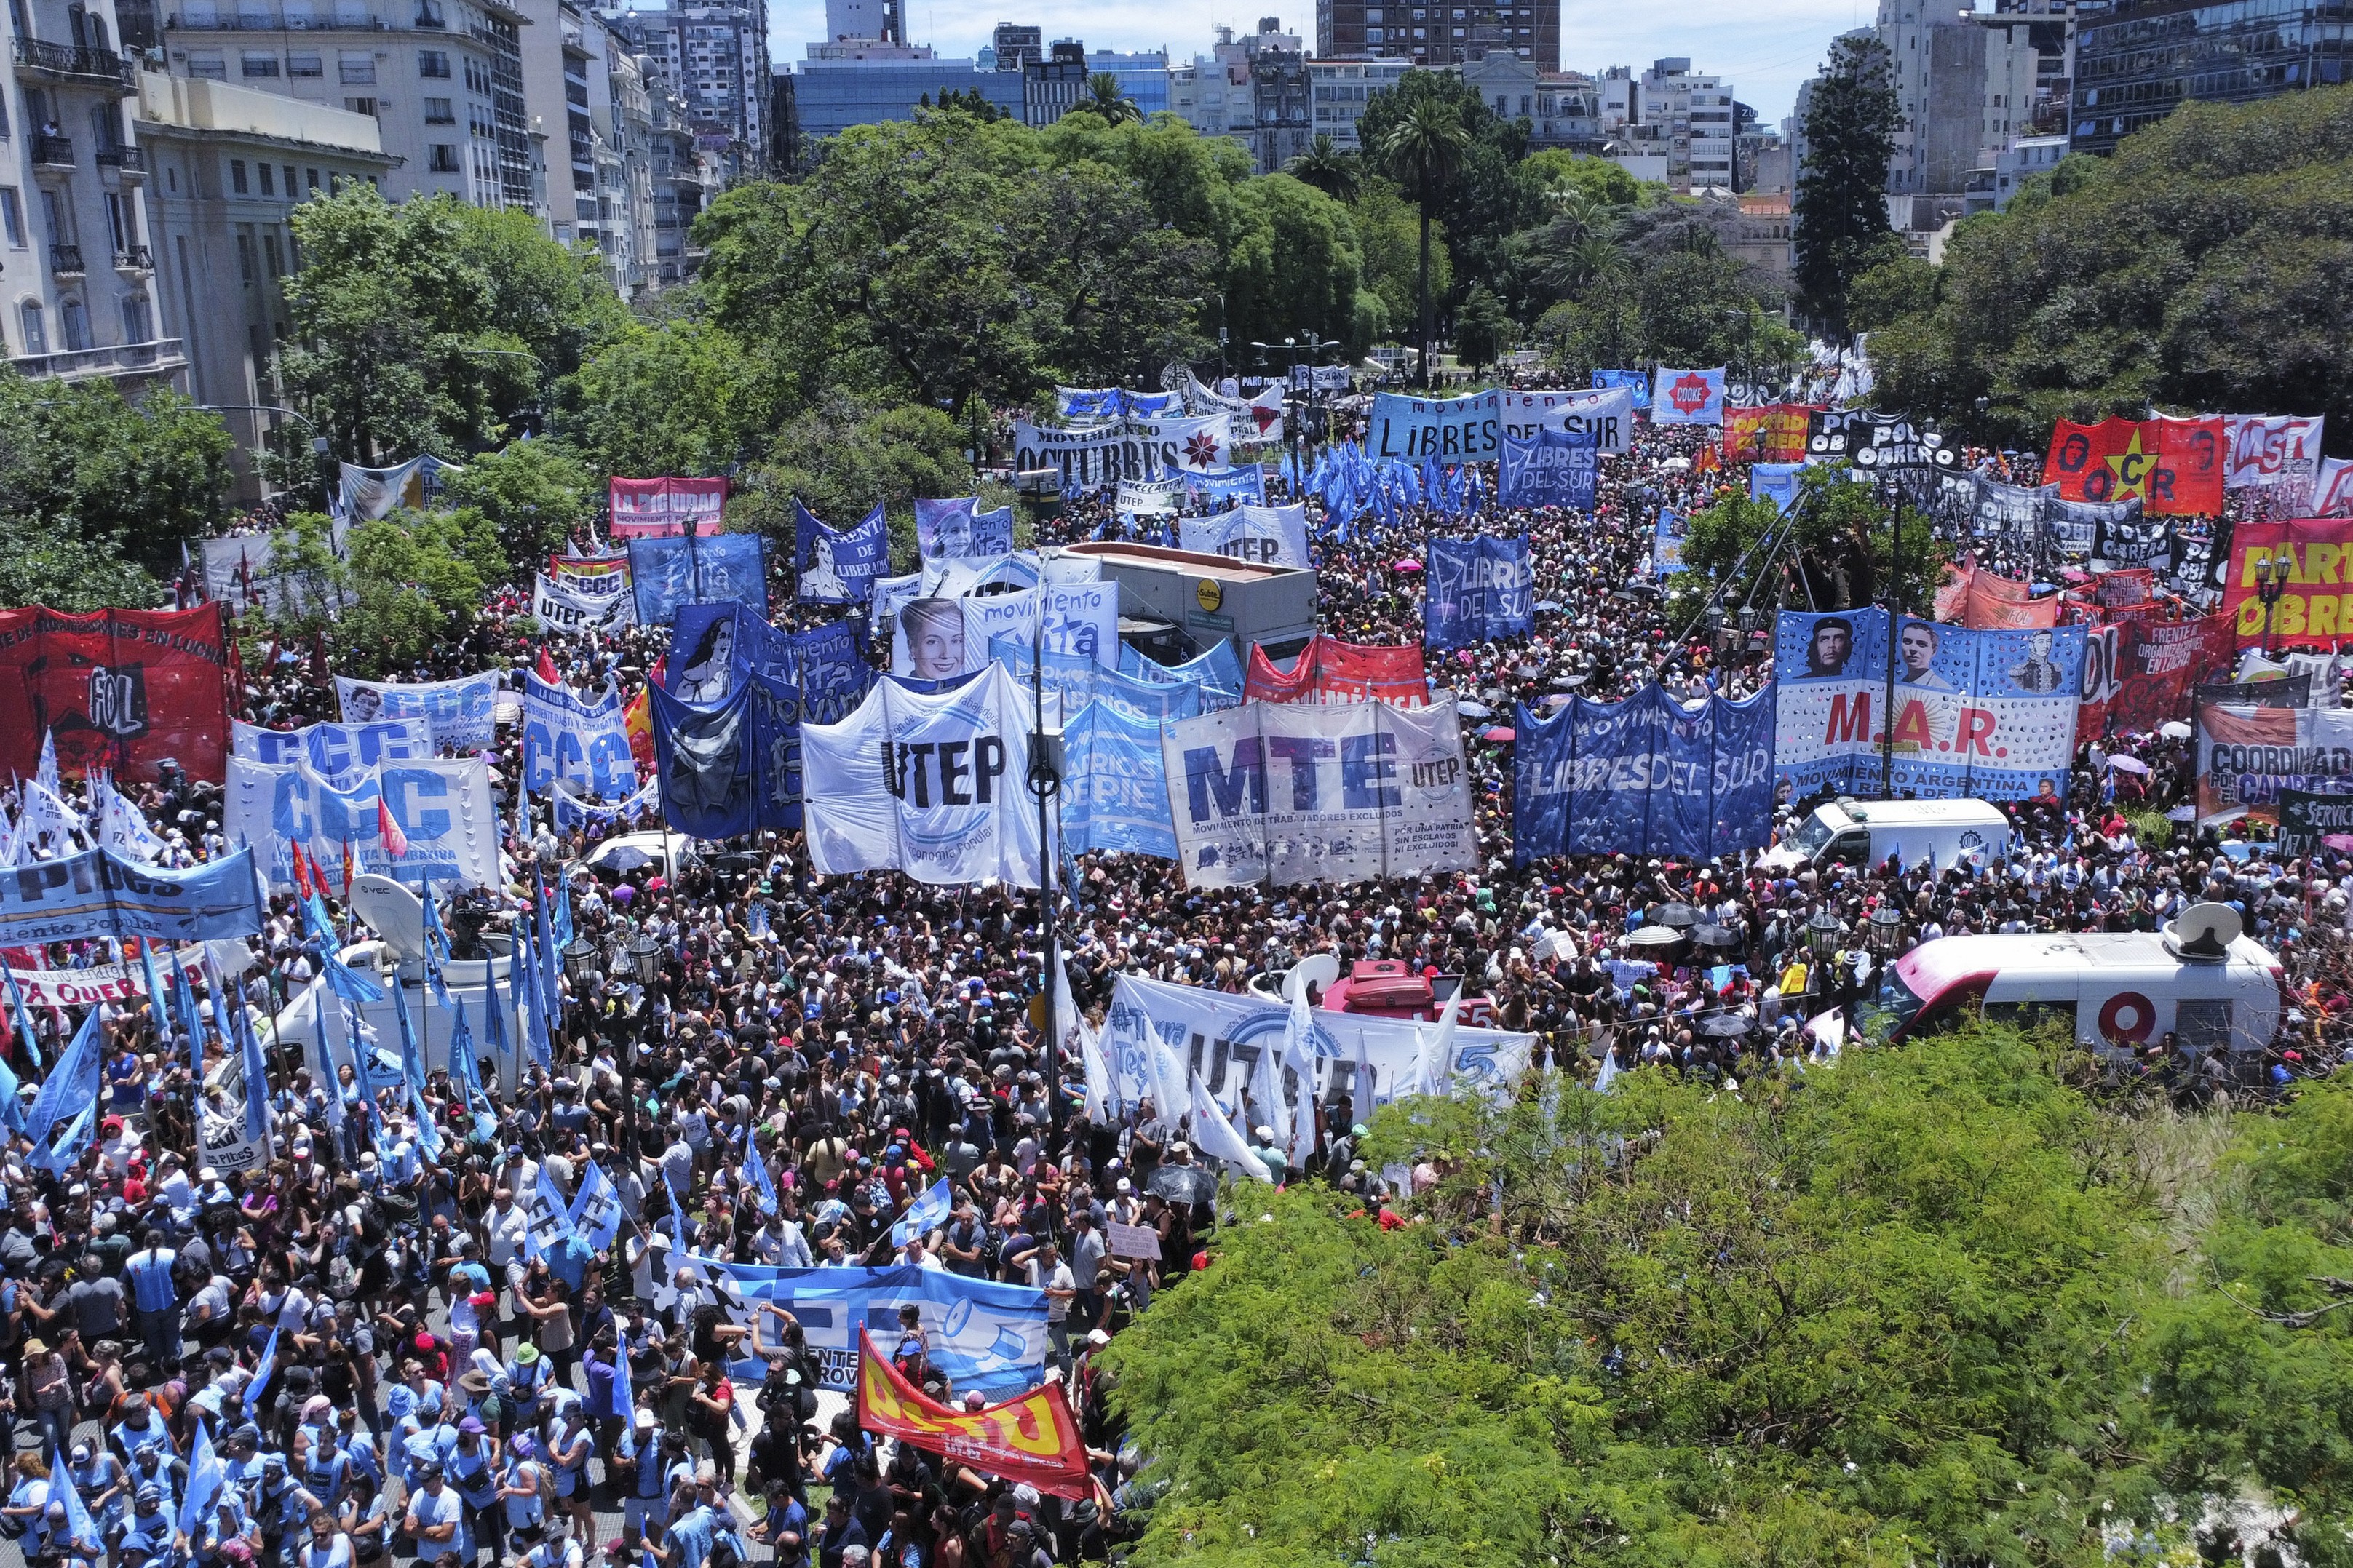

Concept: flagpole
[[1028, 605, 1060, 1131]]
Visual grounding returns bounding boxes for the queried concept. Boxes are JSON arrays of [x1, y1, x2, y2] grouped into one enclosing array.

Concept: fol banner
[[1365, 390, 1503, 462], [1499, 388, 1631, 454], [1513, 683, 1775, 862], [2194, 704, 2353, 825], [2219, 517, 2353, 648], [224, 756, 502, 891], [800, 665, 1044, 888], [1059, 699, 1178, 860], [232, 717, 432, 782], [0, 605, 235, 783], [0, 845, 266, 948], [1649, 367, 1727, 426], [2044, 416, 2225, 514], [1424, 536, 1533, 649], [1772, 607, 2085, 800], [608, 477, 729, 537], [1498, 429, 1598, 510], [521, 674, 636, 801], [1178, 504, 1311, 569], [855, 1330, 1090, 1498], [1162, 697, 1475, 889], [795, 500, 889, 605], [1243, 634, 1429, 705], [336, 673, 500, 752]]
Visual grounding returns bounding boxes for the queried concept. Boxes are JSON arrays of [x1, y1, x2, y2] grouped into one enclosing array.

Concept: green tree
[[1844, 252, 1940, 333], [1077, 72, 1142, 126], [1376, 95, 1471, 385], [918, 86, 1009, 121], [440, 440, 600, 562], [557, 319, 761, 481], [1793, 34, 1902, 335], [1673, 463, 1944, 614], [730, 399, 974, 572], [1360, 70, 1542, 327], [0, 369, 232, 579], [1350, 178, 1451, 338], [1286, 132, 1361, 201], [1222, 174, 1366, 358], [0, 517, 162, 610], [1452, 283, 1508, 370], [336, 506, 507, 676], [1522, 147, 1646, 208]]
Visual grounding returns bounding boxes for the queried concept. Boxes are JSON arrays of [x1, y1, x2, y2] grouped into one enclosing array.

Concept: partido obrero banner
[[1424, 536, 1533, 649], [1365, 389, 1501, 462], [226, 755, 502, 891], [0, 605, 237, 783], [522, 674, 637, 801], [232, 717, 432, 781], [1162, 696, 1475, 889], [336, 673, 501, 753], [2219, 517, 2353, 648], [1100, 972, 1535, 1124], [0, 845, 266, 948], [1514, 683, 1775, 863], [1771, 607, 2087, 801], [1178, 504, 1311, 569], [2194, 704, 2353, 825]]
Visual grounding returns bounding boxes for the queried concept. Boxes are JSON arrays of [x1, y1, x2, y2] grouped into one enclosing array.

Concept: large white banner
[[1012, 415, 1232, 491], [202, 535, 348, 618], [889, 585, 1119, 679], [335, 674, 501, 752], [1178, 504, 1312, 569], [533, 573, 637, 633], [2223, 414, 2326, 495], [232, 717, 432, 783], [801, 664, 1044, 887], [4, 948, 204, 1011], [1162, 697, 1475, 889], [1179, 368, 1287, 445], [1499, 387, 1632, 454], [521, 674, 637, 800], [225, 755, 501, 892], [1101, 972, 1533, 1121]]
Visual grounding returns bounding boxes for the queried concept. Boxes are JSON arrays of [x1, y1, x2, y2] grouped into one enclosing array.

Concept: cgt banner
[[2194, 704, 2353, 825], [2219, 517, 2353, 648], [336, 673, 500, 752], [608, 477, 729, 537], [1424, 536, 1533, 649], [1365, 390, 1503, 462], [800, 664, 1045, 888], [2044, 416, 2225, 514], [0, 605, 235, 784], [1512, 683, 1775, 864], [521, 674, 636, 801], [1244, 634, 1429, 705], [1060, 699, 1179, 859], [225, 756, 501, 892], [1649, 367, 1727, 426], [1772, 607, 2086, 801], [1498, 429, 1598, 510], [1178, 504, 1311, 569], [0, 845, 266, 948], [232, 717, 431, 782], [1162, 696, 1475, 890]]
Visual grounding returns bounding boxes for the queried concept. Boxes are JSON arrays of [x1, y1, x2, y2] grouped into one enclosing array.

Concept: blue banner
[[630, 533, 768, 625], [1750, 463, 1806, 513], [992, 636, 1204, 727], [0, 845, 267, 947], [795, 500, 889, 605], [522, 676, 636, 801], [662, 608, 870, 832], [648, 682, 755, 839], [1499, 429, 1597, 509], [745, 672, 804, 832], [1366, 389, 1502, 463], [1514, 685, 1776, 863], [1122, 641, 1245, 710], [1424, 536, 1533, 649], [1184, 467, 1266, 510], [1592, 369, 1652, 411], [691, 1257, 1049, 1398], [1651, 512, 1686, 577], [1060, 701, 1179, 859], [792, 619, 871, 725]]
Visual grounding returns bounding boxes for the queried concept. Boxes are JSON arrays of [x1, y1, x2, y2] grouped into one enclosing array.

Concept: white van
[[1874, 903, 2283, 1057], [1759, 797, 2013, 874]]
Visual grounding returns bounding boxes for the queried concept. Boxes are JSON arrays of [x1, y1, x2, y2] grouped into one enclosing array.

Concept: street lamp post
[[1869, 904, 1904, 956], [624, 933, 664, 1158], [2255, 553, 2287, 658]]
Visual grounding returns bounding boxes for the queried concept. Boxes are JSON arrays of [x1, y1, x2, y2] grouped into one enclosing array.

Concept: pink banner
[[608, 477, 729, 538]]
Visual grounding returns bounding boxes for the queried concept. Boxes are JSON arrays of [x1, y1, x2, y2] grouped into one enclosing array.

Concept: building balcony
[[51, 244, 86, 275], [31, 133, 76, 170], [96, 145, 147, 175], [11, 338, 189, 382], [115, 244, 154, 271], [12, 36, 138, 88]]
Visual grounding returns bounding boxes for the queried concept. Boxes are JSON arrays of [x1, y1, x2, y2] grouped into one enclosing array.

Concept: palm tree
[[1081, 72, 1142, 126], [1286, 133, 1360, 200], [1378, 100, 1469, 388]]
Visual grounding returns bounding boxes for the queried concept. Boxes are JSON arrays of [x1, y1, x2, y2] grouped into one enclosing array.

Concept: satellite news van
[[1873, 902, 2284, 1058], [1759, 797, 2013, 874]]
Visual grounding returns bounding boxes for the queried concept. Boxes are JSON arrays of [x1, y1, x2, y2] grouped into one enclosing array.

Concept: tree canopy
[[1793, 35, 1902, 336]]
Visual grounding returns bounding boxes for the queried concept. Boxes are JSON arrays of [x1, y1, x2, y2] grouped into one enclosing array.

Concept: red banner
[[1961, 569, 2060, 630], [2101, 609, 2237, 736], [1723, 403, 1817, 464], [2218, 517, 2353, 649], [608, 477, 730, 538], [2044, 415, 2225, 514], [0, 605, 234, 783], [853, 1331, 1092, 1500], [1243, 634, 1429, 704], [547, 552, 631, 585]]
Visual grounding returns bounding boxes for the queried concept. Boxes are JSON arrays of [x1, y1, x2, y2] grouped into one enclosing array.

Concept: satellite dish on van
[[2164, 900, 2244, 961], [1282, 952, 1342, 1003], [347, 874, 427, 962]]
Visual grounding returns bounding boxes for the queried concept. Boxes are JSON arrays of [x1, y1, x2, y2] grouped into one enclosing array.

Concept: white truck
[[1759, 797, 2014, 875]]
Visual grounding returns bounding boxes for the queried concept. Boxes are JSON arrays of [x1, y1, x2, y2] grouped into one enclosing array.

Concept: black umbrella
[[1699, 1013, 1753, 1040], [1148, 1164, 1219, 1206], [1690, 923, 1742, 950], [1656, 903, 1700, 931]]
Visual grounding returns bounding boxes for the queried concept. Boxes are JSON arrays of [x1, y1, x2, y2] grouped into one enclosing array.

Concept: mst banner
[[1364, 390, 1502, 462], [607, 477, 729, 537], [1772, 607, 2086, 801], [2194, 704, 2353, 825], [2219, 517, 2353, 648], [1244, 634, 1429, 705], [1424, 536, 1533, 649], [800, 665, 1044, 888], [336, 673, 500, 752], [1163, 697, 1475, 889], [225, 756, 502, 892], [1514, 683, 1774, 863], [0, 845, 266, 948], [0, 605, 234, 783]]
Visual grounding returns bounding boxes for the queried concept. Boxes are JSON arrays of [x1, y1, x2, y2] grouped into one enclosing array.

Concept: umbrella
[[1456, 700, 1493, 719], [1621, 925, 1683, 949], [1534, 600, 1563, 612], [2106, 755, 2151, 775], [1656, 902, 1700, 930], [1481, 726, 1517, 743], [1699, 1013, 1753, 1039], [1147, 1163, 1218, 1206], [2161, 720, 2193, 739], [1691, 923, 1742, 949], [1393, 558, 1423, 572], [1663, 457, 1691, 471]]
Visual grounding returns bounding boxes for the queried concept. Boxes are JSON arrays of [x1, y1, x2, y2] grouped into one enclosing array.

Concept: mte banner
[[608, 477, 729, 537], [0, 605, 236, 784], [1514, 683, 1774, 863], [1365, 390, 1502, 462], [1424, 536, 1533, 649]]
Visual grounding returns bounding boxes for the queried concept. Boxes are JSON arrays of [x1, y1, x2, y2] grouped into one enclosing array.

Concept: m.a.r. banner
[[0, 605, 235, 782], [2221, 517, 2353, 648], [1772, 608, 2085, 800]]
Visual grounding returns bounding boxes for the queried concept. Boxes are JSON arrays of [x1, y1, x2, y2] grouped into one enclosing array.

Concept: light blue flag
[[419, 876, 453, 1007], [237, 998, 271, 1148], [569, 1161, 624, 1250], [531, 1164, 578, 1254], [243, 1324, 281, 1418], [484, 957, 514, 1061], [743, 1141, 779, 1217], [138, 939, 167, 1048], [31, 1099, 94, 1174], [532, 868, 560, 1024], [4, 966, 41, 1069], [611, 1324, 635, 1419], [172, 954, 205, 1082], [23, 1002, 101, 1146], [390, 966, 423, 1089], [554, 873, 575, 954], [408, 1081, 444, 1162], [205, 959, 233, 1055], [177, 1417, 223, 1537], [515, 921, 553, 1071], [0, 1048, 21, 1134], [448, 997, 491, 1119], [53, 1442, 100, 1551], [890, 1177, 953, 1248]]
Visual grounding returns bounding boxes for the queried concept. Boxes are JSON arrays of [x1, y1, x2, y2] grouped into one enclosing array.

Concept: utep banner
[[1724, 404, 1817, 463], [1499, 388, 1631, 454], [608, 477, 729, 538], [630, 533, 768, 626], [1162, 697, 1475, 889], [1499, 429, 1597, 510], [1178, 504, 1310, 569], [1650, 367, 1727, 426], [336, 673, 499, 752], [2220, 518, 2353, 649], [1424, 536, 1533, 649], [1514, 683, 1774, 864], [232, 717, 431, 781], [1060, 700, 1178, 859], [0, 605, 235, 784], [1101, 972, 1534, 1121], [2194, 704, 2353, 826], [522, 674, 636, 801], [0, 845, 265, 947], [2223, 415, 2326, 496], [533, 573, 635, 634], [1365, 390, 1502, 462], [2044, 416, 2224, 514], [1244, 634, 1429, 706], [1771, 607, 2086, 800], [993, 637, 1203, 729], [1591, 369, 1652, 411], [795, 501, 888, 605], [916, 498, 1016, 564], [226, 757, 501, 892], [801, 664, 1044, 888]]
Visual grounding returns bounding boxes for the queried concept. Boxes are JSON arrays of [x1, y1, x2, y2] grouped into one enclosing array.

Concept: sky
[[765, 0, 1879, 128]]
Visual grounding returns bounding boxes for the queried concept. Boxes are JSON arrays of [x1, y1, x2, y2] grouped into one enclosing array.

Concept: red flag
[[309, 632, 330, 684], [377, 799, 409, 860], [2044, 415, 2225, 514], [289, 840, 315, 899], [853, 1330, 1092, 1500], [536, 648, 560, 685], [341, 839, 355, 891]]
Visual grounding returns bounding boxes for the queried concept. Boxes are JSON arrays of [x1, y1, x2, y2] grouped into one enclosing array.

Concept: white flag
[[1416, 987, 1464, 1097], [1190, 1069, 1273, 1183]]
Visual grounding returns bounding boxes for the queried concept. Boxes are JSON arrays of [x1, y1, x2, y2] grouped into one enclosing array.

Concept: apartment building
[[1598, 58, 1736, 192], [1314, 0, 1558, 71], [598, 0, 763, 178], [1305, 54, 1408, 152]]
